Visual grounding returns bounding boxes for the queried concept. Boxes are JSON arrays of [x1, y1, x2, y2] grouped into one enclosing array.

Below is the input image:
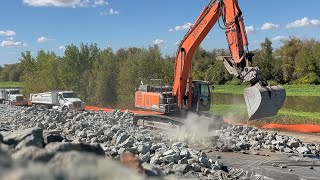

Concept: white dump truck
[[0, 88, 28, 106], [29, 90, 85, 111]]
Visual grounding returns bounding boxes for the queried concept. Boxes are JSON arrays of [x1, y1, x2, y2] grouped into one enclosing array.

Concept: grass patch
[[213, 85, 247, 95], [210, 104, 320, 126], [0, 81, 24, 88], [213, 85, 320, 97]]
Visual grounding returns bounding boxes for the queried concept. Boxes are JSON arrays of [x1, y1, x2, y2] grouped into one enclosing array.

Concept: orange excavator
[[134, 0, 286, 128]]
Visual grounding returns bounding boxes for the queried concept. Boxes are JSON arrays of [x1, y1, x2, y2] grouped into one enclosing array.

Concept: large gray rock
[[87, 132, 96, 139], [150, 144, 161, 152], [160, 153, 180, 163], [119, 137, 134, 148], [172, 142, 188, 148], [3, 127, 43, 147], [44, 134, 64, 144], [77, 131, 87, 138], [142, 163, 164, 177], [180, 148, 190, 158], [199, 157, 211, 168], [287, 140, 300, 148], [0, 149, 13, 169], [283, 147, 293, 153], [296, 146, 310, 154], [45, 142, 105, 155], [103, 130, 114, 140], [116, 132, 129, 145], [139, 152, 150, 163], [0, 133, 3, 143], [137, 144, 150, 155], [163, 149, 175, 156], [172, 164, 191, 174], [3, 151, 143, 180], [12, 146, 55, 162]]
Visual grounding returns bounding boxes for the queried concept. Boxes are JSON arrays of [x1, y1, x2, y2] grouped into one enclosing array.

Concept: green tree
[[88, 48, 119, 107], [192, 47, 216, 81], [277, 37, 303, 83], [0, 64, 23, 82], [22, 51, 59, 95], [204, 62, 227, 84], [117, 46, 173, 107], [254, 38, 273, 80]]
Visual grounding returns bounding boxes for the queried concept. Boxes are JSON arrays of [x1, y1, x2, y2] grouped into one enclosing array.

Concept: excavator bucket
[[244, 84, 286, 120]]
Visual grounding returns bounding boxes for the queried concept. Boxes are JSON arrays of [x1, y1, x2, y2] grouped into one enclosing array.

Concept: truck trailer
[[29, 90, 85, 111]]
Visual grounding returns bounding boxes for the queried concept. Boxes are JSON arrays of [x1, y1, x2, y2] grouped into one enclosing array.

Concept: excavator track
[[132, 113, 225, 131], [133, 114, 184, 130]]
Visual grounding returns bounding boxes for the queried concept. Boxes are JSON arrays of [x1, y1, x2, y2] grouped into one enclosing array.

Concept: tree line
[[1, 37, 320, 107]]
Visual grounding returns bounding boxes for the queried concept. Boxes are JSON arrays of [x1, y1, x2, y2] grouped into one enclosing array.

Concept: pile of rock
[[216, 125, 320, 155], [0, 105, 233, 179]]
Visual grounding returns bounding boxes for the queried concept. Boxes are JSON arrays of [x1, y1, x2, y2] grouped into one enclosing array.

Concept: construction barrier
[[261, 123, 320, 133], [85, 106, 162, 115]]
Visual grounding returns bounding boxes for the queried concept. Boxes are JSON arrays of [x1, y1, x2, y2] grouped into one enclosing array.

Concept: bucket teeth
[[244, 84, 286, 120]]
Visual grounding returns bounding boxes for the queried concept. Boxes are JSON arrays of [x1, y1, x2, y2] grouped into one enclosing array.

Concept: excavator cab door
[[190, 81, 211, 112]]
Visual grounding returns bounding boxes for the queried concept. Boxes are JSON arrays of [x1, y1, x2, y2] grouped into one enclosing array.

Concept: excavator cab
[[187, 80, 211, 112]]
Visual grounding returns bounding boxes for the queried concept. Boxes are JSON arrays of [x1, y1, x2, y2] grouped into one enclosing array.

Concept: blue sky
[[1, 0, 320, 65]]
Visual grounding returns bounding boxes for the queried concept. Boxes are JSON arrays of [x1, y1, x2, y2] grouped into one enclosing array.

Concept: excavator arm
[[173, 0, 286, 119]]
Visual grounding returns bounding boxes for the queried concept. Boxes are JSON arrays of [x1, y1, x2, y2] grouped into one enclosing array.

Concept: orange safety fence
[[85, 106, 163, 115], [261, 124, 320, 133], [86, 106, 320, 134], [223, 118, 320, 133]]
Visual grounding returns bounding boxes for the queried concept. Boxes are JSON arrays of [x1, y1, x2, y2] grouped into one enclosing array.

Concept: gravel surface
[[0, 104, 319, 180]]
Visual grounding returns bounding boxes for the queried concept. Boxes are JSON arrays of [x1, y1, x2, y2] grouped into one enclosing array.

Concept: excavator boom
[[172, 0, 285, 120]]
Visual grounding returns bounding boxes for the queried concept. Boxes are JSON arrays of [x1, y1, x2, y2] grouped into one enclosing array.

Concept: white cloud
[[286, 17, 320, 28], [153, 39, 164, 45], [260, 23, 279, 30], [101, 8, 119, 15], [1, 40, 27, 48], [249, 40, 258, 44], [245, 26, 255, 33], [24, 0, 81, 7], [0, 30, 16, 37], [7, 37, 14, 40], [271, 36, 288, 42], [37, 36, 51, 43], [93, 0, 108, 7], [169, 23, 193, 32], [108, 8, 119, 15], [23, 0, 108, 7], [59, 45, 66, 50]]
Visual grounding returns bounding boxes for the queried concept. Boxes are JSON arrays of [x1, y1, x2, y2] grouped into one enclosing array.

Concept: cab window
[[199, 84, 210, 97]]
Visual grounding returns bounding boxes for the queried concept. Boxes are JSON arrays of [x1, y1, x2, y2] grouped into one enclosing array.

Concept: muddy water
[[213, 93, 320, 112]]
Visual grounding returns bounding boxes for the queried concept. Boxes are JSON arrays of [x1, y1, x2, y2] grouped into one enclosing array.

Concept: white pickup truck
[[0, 88, 28, 106], [29, 90, 85, 111]]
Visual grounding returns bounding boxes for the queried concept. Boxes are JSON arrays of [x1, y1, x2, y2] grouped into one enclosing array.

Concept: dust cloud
[[165, 113, 223, 146]]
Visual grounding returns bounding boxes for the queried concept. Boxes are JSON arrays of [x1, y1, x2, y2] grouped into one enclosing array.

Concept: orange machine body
[[135, 91, 161, 111], [135, 84, 179, 113]]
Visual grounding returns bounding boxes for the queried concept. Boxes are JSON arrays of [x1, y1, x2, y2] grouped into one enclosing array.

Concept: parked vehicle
[[29, 90, 85, 111], [0, 88, 28, 106]]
